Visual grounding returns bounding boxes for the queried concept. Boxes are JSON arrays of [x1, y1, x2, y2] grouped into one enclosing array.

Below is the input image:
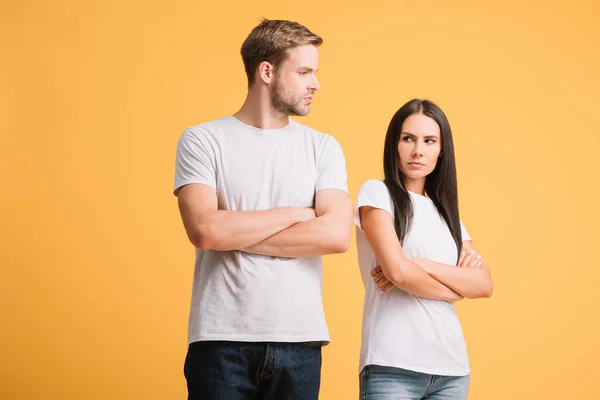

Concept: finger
[[458, 250, 467, 266], [374, 273, 387, 284], [379, 278, 393, 291], [468, 254, 482, 268], [378, 279, 391, 290], [376, 275, 390, 287], [372, 278, 385, 289], [459, 250, 474, 267], [371, 265, 382, 277], [469, 254, 482, 268], [371, 270, 384, 280], [461, 251, 477, 268], [380, 282, 394, 293], [375, 275, 389, 287]]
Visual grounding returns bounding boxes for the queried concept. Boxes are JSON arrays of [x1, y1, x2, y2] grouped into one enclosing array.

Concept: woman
[[355, 99, 493, 400]]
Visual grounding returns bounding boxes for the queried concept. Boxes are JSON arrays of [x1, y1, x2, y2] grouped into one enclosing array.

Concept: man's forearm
[[192, 207, 312, 251], [240, 213, 350, 258]]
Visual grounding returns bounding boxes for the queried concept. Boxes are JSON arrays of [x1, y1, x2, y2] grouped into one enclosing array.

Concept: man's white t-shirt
[[355, 179, 471, 376], [174, 115, 348, 344]]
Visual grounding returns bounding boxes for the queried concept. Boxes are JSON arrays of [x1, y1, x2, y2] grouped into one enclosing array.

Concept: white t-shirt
[[355, 179, 471, 376], [174, 115, 348, 344]]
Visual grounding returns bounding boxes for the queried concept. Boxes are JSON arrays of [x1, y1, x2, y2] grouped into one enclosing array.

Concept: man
[[174, 19, 353, 399]]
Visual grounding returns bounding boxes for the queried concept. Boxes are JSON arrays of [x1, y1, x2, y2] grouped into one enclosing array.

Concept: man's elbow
[[188, 225, 215, 250], [327, 229, 351, 254], [330, 241, 350, 254]]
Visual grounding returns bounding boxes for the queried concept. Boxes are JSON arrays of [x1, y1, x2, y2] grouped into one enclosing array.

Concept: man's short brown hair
[[241, 19, 323, 86]]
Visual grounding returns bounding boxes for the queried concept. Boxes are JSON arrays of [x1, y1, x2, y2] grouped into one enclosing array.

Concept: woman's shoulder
[[359, 179, 388, 194], [358, 179, 391, 202]]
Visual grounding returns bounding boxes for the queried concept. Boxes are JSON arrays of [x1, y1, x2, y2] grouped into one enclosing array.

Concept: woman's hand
[[458, 243, 485, 268], [370, 265, 395, 293], [371, 263, 464, 302]]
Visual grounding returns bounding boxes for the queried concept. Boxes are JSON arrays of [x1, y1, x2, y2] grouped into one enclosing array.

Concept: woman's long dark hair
[[383, 99, 462, 256]]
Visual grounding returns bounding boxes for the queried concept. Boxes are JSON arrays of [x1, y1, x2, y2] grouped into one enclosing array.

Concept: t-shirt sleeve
[[460, 220, 472, 242], [354, 180, 394, 231], [173, 127, 217, 196], [315, 136, 348, 193]]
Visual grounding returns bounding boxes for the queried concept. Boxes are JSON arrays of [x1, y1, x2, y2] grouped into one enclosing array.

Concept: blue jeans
[[184, 341, 323, 400], [360, 365, 470, 400]]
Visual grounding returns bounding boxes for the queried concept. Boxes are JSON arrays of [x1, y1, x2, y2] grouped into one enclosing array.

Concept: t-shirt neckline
[[228, 115, 293, 134]]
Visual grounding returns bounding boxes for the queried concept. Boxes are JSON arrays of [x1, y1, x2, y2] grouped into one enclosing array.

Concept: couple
[[174, 19, 493, 400]]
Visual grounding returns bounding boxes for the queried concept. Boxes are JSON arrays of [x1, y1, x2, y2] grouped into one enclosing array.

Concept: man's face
[[270, 44, 320, 116]]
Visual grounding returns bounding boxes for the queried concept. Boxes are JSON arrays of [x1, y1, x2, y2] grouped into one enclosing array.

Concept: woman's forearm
[[415, 259, 493, 299]]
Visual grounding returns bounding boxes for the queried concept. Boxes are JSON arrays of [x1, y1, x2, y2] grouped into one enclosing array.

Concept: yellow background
[[2, 0, 599, 398]]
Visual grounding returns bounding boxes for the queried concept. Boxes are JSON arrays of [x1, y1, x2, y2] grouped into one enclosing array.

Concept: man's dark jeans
[[184, 340, 323, 399]]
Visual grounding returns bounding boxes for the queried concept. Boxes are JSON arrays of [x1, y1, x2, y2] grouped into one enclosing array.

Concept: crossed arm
[[413, 240, 493, 299], [360, 206, 493, 301], [177, 183, 353, 257], [360, 206, 464, 302]]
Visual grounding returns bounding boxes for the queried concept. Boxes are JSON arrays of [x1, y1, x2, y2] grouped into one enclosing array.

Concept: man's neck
[[234, 88, 289, 130]]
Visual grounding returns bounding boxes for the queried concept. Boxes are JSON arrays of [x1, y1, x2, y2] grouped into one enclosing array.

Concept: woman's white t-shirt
[[355, 179, 471, 376]]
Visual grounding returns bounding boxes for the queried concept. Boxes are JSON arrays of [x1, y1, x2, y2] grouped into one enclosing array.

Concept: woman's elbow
[[482, 281, 494, 298], [378, 260, 409, 286], [480, 274, 494, 298], [385, 267, 405, 287], [468, 281, 493, 299]]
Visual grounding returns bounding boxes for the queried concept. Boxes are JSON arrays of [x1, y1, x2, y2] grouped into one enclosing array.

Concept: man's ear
[[258, 61, 275, 84]]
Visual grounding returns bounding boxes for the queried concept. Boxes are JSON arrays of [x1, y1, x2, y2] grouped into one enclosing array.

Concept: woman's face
[[397, 113, 442, 186]]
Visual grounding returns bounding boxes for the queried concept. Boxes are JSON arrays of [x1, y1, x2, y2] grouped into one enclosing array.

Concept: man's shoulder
[[289, 119, 338, 145], [185, 116, 231, 136]]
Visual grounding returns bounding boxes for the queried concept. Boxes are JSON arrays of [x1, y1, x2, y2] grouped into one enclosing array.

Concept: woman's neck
[[403, 177, 425, 196]]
